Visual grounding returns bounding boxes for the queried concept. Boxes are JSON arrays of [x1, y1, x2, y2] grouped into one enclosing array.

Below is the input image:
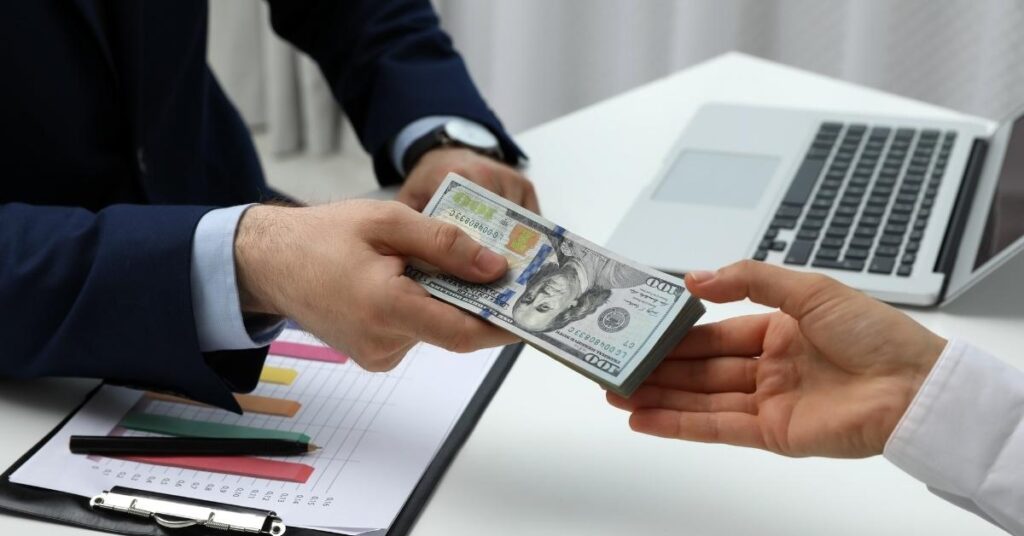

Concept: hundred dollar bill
[[407, 173, 705, 396]]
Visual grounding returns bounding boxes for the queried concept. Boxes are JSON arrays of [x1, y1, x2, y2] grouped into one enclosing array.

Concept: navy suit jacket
[[0, 1, 522, 411]]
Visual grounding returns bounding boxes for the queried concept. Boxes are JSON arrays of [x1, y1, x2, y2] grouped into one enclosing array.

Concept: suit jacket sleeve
[[0, 203, 266, 413], [265, 0, 526, 185]]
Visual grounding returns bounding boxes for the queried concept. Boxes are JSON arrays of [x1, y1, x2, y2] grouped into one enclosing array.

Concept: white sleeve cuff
[[391, 115, 462, 176], [191, 204, 285, 352], [884, 339, 1024, 533]]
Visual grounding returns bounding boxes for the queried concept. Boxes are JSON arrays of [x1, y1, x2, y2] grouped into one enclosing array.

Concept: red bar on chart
[[269, 341, 348, 364], [122, 455, 314, 483]]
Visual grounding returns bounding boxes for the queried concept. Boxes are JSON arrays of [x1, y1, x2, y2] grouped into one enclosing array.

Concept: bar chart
[[13, 329, 503, 532], [96, 332, 351, 484]]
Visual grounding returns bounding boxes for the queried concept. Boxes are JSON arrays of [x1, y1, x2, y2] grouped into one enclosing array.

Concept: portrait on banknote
[[512, 234, 648, 333]]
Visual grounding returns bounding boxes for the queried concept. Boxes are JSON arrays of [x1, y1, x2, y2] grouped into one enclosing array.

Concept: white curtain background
[[208, 0, 1024, 157]]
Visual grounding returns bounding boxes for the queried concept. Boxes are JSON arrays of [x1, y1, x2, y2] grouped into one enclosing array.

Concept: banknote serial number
[[566, 327, 635, 358], [447, 209, 502, 241]]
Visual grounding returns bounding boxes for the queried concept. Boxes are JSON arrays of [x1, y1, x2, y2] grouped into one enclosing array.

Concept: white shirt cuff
[[884, 339, 1024, 533], [191, 204, 285, 351], [391, 115, 462, 176]]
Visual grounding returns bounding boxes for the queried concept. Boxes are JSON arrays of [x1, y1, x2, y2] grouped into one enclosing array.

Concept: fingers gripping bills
[[407, 174, 705, 396]]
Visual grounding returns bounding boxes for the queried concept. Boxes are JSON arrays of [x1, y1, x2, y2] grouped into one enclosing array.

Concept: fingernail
[[687, 270, 716, 284], [475, 248, 507, 274]]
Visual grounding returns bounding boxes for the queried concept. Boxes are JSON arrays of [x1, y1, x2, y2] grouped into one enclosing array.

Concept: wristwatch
[[401, 118, 504, 174]]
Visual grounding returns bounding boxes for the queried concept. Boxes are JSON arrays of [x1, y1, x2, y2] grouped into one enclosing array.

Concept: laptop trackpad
[[653, 150, 779, 208]]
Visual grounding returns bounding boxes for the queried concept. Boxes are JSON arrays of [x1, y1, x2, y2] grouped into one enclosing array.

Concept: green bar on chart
[[120, 412, 311, 443]]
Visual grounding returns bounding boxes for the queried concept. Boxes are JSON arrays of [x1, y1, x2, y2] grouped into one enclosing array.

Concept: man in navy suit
[[0, 1, 535, 412]]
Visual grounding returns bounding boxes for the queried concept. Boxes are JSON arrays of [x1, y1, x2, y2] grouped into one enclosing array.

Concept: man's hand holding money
[[398, 147, 539, 213], [233, 200, 518, 372]]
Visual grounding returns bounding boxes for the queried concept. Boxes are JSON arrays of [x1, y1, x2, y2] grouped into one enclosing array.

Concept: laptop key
[[797, 228, 819, 240], [902, 253, 916, 264], [831, 215, 854, 227], [879, 234, 903, 246], [802, 219, 824, 230], [905, 241, 920, 253], [875, 245, 900, 257], [816, 248, 841, 261], [812, 258, 866, 271], [845, 248, 869, 260], [854, 226, 878, 238], [808, 208, 830, 219], [826, 226, 850, 238], [897, 264, 913, 276], [867, 196, 889, 207], [821, 237, 845, 248], [869, 256, 896, 274], [776, 205, 802, 218], [808, 148, 831, 159], [771, 217, 797, 229], [896, 194, 917, 204], [753, 249, 768, 261], [839, 196, 862, 207], [850, 237, 873, 249], [812, 198, 834, 209], [764, 228, 779, 239], [785, 240, 815, 265], [782, 158, 827, 206], [769, 240, 786, 251]]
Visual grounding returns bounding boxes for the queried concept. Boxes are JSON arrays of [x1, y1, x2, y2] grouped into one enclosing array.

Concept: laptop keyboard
[[754, 122, 955, 276]]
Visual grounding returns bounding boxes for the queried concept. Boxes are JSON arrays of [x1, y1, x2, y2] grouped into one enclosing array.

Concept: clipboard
[[0, 343, 522, 535]]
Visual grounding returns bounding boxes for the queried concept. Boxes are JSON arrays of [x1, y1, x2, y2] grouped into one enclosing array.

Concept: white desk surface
[[2, 52, 1020, 535]]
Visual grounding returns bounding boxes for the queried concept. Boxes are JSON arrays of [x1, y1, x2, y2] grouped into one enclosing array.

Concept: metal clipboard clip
[[89, 487, 286, 535]]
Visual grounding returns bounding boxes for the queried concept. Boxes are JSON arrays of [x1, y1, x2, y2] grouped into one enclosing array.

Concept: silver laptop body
[[609, 103, 1024, 307]]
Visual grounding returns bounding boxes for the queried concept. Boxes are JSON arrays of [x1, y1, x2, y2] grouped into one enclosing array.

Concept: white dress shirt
[[885, 339, 1024, 534]]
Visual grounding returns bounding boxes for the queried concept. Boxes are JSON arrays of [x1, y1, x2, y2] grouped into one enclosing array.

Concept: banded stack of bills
[[407, 173, 705, 396]]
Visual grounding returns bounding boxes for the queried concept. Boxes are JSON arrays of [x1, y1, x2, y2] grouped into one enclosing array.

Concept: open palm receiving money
[[407, 174, 705, 396]]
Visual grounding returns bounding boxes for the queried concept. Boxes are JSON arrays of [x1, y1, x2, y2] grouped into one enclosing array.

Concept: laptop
[[608, 103, 1024, 306]]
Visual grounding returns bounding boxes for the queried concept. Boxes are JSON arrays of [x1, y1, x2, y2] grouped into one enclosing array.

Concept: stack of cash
[[407, 173, 705, 396]]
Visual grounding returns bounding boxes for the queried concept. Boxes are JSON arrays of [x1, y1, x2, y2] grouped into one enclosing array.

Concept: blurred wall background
[[207, 1, 1024, 197]]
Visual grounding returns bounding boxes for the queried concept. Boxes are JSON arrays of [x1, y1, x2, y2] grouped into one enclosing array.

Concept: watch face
[[444, 118, 499, 150]]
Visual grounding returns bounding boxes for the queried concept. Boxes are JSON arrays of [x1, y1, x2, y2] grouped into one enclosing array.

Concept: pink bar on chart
[[122, 455, 314, 483], [269, 340, 349, 364]]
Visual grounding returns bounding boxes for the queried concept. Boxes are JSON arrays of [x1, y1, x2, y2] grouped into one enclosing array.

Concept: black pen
[[69, 436, 320, 457]]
